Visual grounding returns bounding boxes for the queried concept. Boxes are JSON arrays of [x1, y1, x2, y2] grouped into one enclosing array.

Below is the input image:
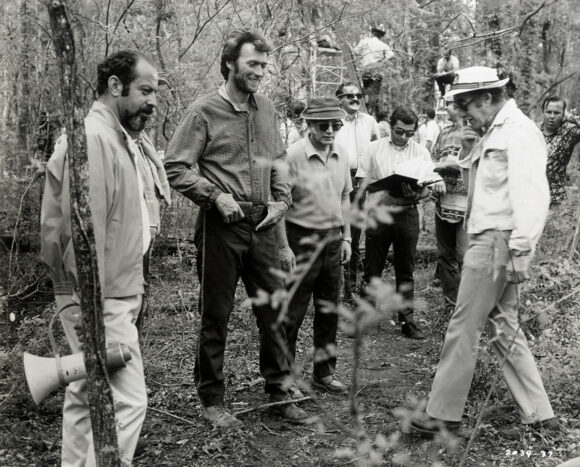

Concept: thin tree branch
[[178, 0, 231, 61]]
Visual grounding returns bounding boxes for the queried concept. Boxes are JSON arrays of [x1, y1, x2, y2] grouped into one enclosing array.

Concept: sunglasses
[[392, 128, 415, 138], [455, 95, 478, 112], [338, 93, 363, 100], [311, 121, 344, 132]]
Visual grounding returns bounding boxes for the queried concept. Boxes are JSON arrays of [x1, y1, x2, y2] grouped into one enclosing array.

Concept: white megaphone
[[24, 342, 132, 405]]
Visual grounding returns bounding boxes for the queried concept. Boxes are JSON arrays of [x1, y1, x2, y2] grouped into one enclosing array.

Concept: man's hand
[[341, 240, 352, 265], [74, 318, 85, 351], [279, 245, 296, 272], [215, 193, 245, 223], [506, 252, 531, 284], [400, 182, 420, 199], [460, 125, 479, 156], [431, 180, 446, 195], [256, 201, 288, 231]]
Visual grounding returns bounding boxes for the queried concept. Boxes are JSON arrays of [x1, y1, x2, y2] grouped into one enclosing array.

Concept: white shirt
[[459, 99, 549, 252], [437, 55, 460, 74], [124, 131, 151, 255], [418, 120, 440, 149], [357, 137, 431, 203], [354, 36, 395, 68], [334, 112, 380, 170]]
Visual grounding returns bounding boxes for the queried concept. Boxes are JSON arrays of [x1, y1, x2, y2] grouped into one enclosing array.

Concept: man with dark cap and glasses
[[334, 82, 380, 304], [281, 97, 352, 395], [410, 66, 557, 438]]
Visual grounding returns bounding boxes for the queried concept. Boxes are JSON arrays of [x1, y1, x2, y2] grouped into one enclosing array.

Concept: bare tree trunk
[[17, 0, 32, 153], [45, 1, 121, 465]]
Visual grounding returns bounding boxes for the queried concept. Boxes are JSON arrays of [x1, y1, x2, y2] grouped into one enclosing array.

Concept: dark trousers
[[344, 173, 362, 294], [194, 209, 289, 406], [363, 207, 419, 322], [285, 223, 342, 379], [435, 215, 468, 304], [435, 72, 456, 96]]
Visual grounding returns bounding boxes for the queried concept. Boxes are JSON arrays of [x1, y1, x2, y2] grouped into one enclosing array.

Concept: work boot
[[310, 375, 348, 394], [401, 321, 425, 340], [500, 417, 561, 440], [202, 403, 243, 429], [269, 393, 310, 424]]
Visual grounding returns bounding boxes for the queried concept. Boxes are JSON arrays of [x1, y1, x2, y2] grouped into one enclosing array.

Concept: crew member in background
[[435, 49, 460, 97], [430, 96, 468, 306], [358, 106, 445, 340], [283, 97, 352, 395], [334, 82, 380, 304], [540, 95, 580, 207], [417, 108, 440, 153]]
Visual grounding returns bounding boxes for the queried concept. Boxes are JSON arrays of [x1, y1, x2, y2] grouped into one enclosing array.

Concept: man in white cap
[[410, 66, 557, 437], [282, 97, 352, 394]]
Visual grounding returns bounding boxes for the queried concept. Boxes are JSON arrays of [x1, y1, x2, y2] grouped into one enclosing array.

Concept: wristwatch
[[342, 237, 352, 244]]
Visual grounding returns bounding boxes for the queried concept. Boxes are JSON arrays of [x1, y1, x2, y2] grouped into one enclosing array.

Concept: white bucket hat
[[445, 66, 509, 99]]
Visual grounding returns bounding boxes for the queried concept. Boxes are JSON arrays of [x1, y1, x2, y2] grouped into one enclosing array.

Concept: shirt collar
[[486, 98, 517, 129], [388, 137, 410, 151], [303, 135, 340, 161], [343, 111, 359, 123], [218, 83, 258, 112], [89, 100, 131, 137]]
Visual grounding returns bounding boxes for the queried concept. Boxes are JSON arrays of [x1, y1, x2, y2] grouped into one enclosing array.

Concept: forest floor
[[1, 174, 580, 466]]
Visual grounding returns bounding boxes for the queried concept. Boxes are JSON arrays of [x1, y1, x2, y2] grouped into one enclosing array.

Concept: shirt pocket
[[479, 147, 507, 191]]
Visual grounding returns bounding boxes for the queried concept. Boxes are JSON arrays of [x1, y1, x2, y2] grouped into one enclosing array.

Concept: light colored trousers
[[56, 294, 146, 467], [426, 230, 554, 424]]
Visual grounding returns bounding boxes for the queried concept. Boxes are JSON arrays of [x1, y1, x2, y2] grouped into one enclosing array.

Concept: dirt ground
[[1, 199, 579, 466]]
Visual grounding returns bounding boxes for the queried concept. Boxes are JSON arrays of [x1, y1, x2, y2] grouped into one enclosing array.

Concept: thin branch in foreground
[[148, 407, 199, 426], [234, 396, 312, 417]]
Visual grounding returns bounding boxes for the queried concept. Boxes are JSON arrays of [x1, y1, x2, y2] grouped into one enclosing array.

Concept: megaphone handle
[[48, 302, 77, 386]]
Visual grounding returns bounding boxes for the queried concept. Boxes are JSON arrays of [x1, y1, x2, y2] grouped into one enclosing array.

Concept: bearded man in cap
[[282, 97, 352, 394], [410, 66, 557, 438]]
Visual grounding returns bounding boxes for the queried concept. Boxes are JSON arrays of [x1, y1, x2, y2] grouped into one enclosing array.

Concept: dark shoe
[[310, 375, 348, 394], [202, 403, 243, 429], [500, 418, 561, 440], [269, 393, 310, 424], [401, 321, 425, 340], [134, 438, 147, 458], [409, 416, 461, 438]]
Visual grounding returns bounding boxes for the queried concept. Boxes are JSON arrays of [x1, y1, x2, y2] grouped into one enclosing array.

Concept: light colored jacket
[[460, 99, 549, 253], [40, 101, 170, 298]]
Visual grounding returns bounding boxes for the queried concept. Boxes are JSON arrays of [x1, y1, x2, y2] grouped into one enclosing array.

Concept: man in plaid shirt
[[164, 29, 308, 428]]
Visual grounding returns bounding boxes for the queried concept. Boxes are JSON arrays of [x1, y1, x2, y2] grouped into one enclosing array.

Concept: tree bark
[[45, 1, 120, 465]]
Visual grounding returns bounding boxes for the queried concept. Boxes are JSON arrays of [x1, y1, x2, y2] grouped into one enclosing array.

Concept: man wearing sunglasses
[[410, 66, 557, 438], [282, 97, 352, 394], [357, 107, 443, 340], [334, 82, 380, 304]]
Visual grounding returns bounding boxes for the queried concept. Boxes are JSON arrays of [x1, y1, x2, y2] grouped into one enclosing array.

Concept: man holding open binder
[[357, 106, 445, 339]]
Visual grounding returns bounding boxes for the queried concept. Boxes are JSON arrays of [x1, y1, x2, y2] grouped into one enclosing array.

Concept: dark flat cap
[[301, 97, 346, 120]]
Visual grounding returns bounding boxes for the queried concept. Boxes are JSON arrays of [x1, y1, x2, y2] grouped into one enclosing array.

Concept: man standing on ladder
[[334, 82, 380, 304]]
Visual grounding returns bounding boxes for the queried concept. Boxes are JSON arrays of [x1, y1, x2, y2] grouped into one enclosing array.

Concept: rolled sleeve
[[270, 148, 292, 207]]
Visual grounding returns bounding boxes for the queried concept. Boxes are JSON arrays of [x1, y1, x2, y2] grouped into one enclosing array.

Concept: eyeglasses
[[455, 95, 478, 112], [392, 128, 415, 138], [311, 121, 344, 132], [338, 93, 363, 100]]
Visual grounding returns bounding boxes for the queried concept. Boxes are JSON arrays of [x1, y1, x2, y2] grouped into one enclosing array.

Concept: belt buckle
[[251, 205, 265, 225]]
